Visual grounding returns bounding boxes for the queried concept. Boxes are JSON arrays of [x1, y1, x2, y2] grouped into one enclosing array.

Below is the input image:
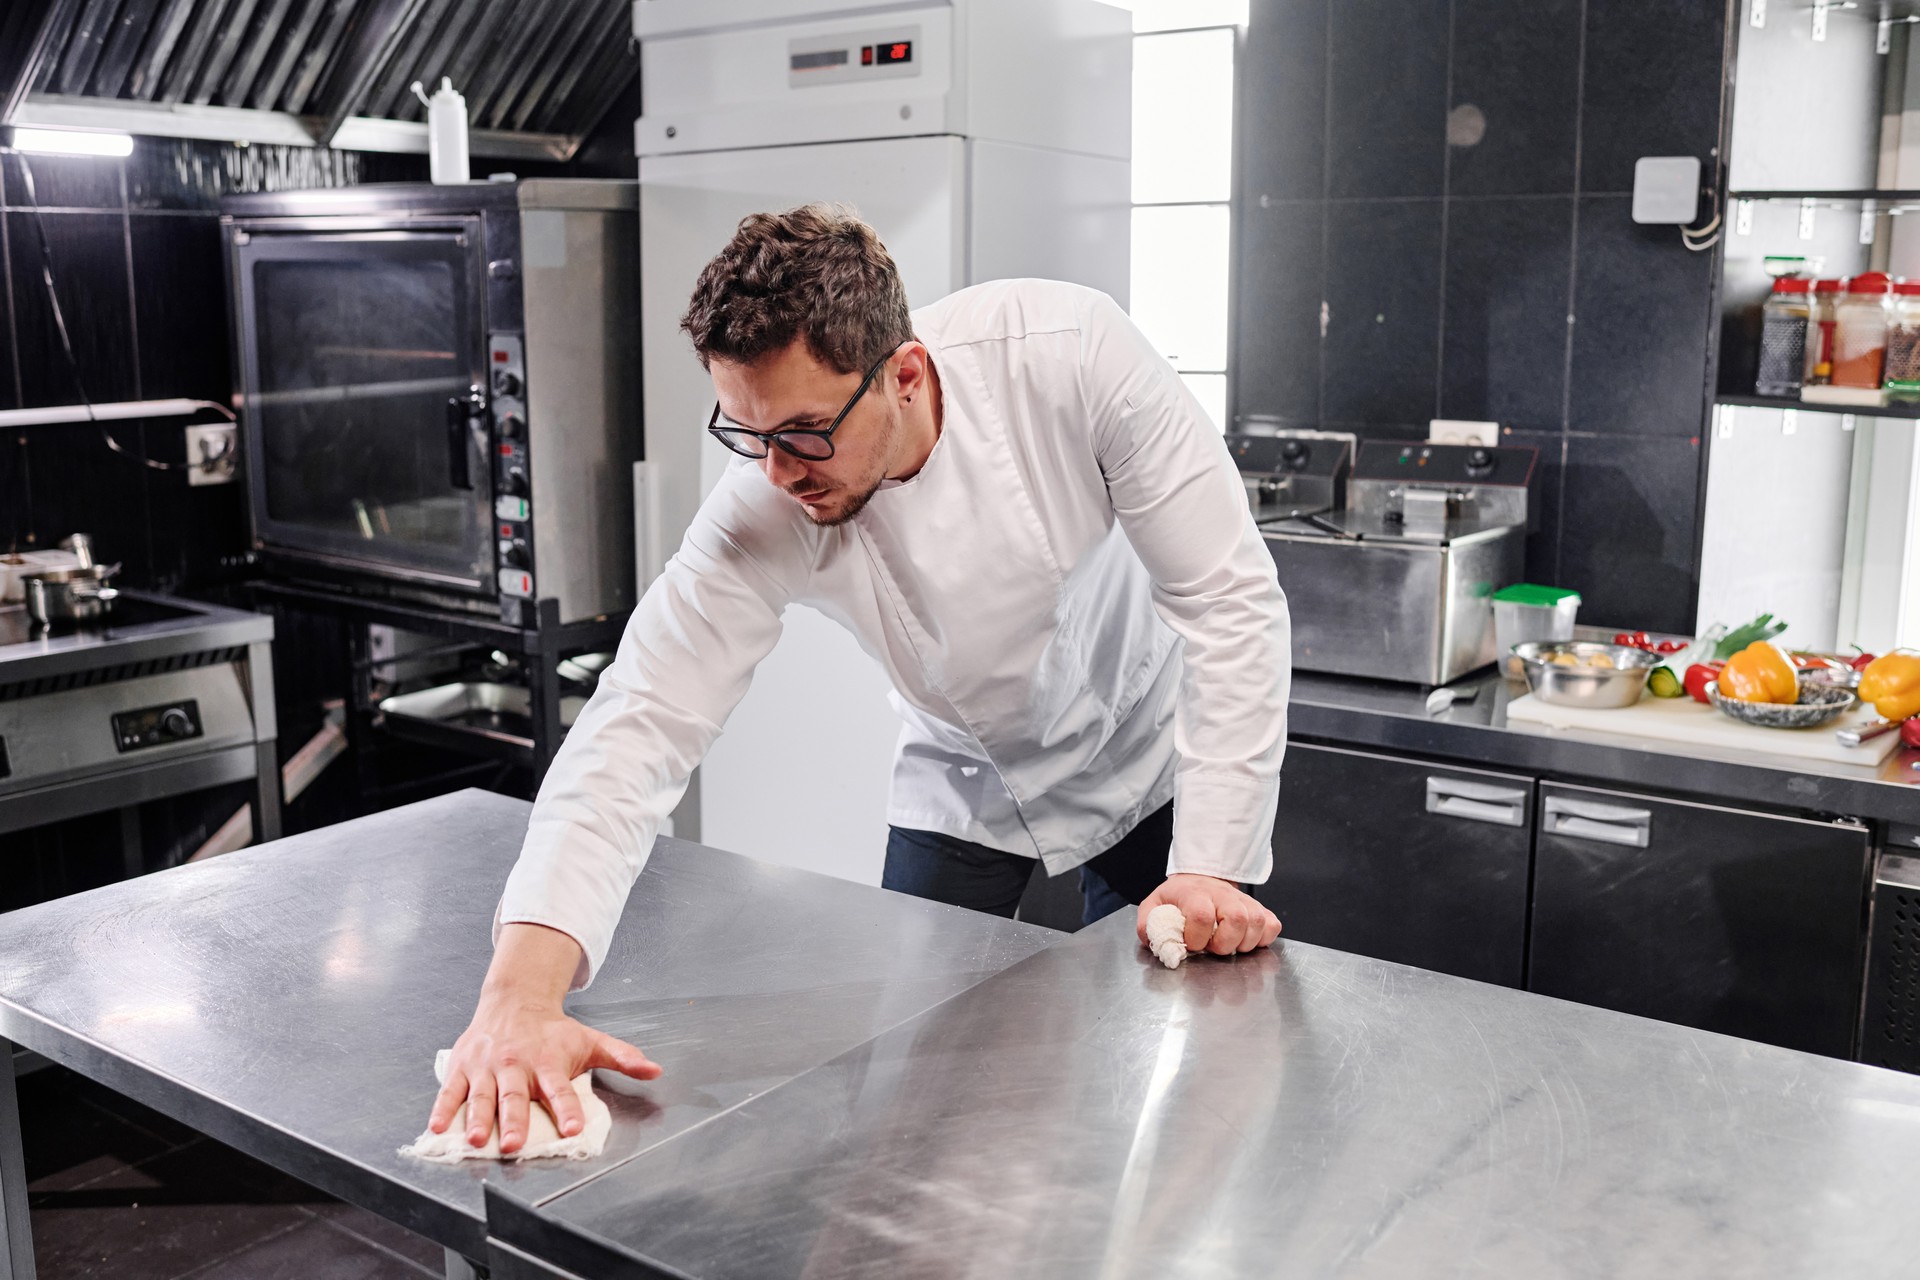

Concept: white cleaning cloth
[[1145, 903, 1191, 970], [400, 1049, 611, 1163]]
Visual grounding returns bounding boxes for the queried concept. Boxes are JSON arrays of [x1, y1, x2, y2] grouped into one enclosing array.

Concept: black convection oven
[[221, 181, 640, 626]]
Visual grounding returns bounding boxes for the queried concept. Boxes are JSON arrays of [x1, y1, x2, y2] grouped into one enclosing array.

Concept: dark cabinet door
[[1252, 743, 1534, 986], [1529, 783, 1872, 1057]]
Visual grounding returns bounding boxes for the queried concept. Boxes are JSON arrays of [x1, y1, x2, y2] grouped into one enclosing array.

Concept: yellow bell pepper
[[1718, 641, 1798, 704], [1857, 652, 1920, 722]]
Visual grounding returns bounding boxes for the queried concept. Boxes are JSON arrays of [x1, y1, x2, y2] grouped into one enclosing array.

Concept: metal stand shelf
[[248, 581, 628, 798]]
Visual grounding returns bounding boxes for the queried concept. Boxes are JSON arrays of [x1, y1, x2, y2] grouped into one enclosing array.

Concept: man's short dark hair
[[681, 204, 913, 375]]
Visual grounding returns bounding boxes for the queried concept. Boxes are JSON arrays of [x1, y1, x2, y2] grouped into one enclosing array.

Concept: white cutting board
[[1505, 692, 1900, 767]]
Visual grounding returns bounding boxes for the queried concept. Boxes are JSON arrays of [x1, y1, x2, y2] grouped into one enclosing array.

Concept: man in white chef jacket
[[427, 206, 1290, 1152]]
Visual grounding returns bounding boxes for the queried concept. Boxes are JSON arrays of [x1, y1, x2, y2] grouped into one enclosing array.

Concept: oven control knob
[[493, 370, 523, 398], [160, 708, 193, 739], [502, 466, 529, 498], [1465, 447, 1494, 476], [499, 538, 529, 569], [496, 411, 525, 440]]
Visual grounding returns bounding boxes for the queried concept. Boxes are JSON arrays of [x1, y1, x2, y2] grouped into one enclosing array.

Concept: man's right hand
[[428, 922, 661, 1154]]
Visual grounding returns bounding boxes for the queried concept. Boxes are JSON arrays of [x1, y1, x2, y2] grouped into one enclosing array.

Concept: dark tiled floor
[[20, 1064, 442, 1279]]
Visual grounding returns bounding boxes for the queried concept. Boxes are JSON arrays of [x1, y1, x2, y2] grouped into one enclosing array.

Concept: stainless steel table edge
[[0, 998, 490, 1260], [488, 1182, 694, 1280], [1289, 687, 1920, 828]]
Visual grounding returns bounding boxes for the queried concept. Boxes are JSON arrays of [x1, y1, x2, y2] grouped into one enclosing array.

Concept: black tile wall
[[1, 151, 125, 211], [1566, 195, 1717, 436], [1558, 434, 1703, 635], [6, 211, 140, 407], [1234, 0, 1726, 631], [1323, 199, 1443, 424], [1505, 428, 1567, 585], [1238, 0, 1327, 204], [1440, 196, 1573, 430], [1235, 199, 1324, 425], [0, 138, 424, 586], [1326, 0, 1450, 200], [1578, 0, 1728, 196], [1447, 0, 1582, 197]]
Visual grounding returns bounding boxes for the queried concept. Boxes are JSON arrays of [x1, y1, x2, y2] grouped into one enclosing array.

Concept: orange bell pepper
[[1718, 641, 1799, 704], [1857, 652, 1920, 722]]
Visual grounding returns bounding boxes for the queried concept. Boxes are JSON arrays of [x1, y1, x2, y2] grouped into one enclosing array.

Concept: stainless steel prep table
[[492, 912, 1920, 1280], [0, 789, 1053, 1278]]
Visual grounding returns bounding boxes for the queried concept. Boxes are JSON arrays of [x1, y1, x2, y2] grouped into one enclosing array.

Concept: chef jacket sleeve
[[1077, 290, 1290, 886], [494, 466, 798, 988]]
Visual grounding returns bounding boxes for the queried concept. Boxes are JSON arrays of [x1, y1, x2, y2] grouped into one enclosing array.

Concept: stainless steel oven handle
[[446, 385, 485, 490], [1542, 796, 1652, 847], [1425, 776, 1527, 827]]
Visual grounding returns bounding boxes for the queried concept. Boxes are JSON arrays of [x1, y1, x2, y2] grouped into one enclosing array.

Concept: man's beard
[[799, 477, 883, 527]]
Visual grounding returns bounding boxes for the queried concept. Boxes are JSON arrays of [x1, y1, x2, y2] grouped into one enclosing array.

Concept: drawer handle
[[1425, 777, 1526, 827], [1543, 796, 1652, 848]]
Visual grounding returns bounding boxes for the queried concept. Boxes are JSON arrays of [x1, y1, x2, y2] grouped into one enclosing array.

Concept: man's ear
[[892, 342, 929, 402]]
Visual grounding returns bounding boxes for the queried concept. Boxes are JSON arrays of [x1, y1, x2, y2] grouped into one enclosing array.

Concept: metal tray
[[378, 681, 585, 763]]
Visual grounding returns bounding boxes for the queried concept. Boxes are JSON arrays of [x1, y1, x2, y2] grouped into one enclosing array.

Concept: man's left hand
[[1136, 874, 1281, 956]]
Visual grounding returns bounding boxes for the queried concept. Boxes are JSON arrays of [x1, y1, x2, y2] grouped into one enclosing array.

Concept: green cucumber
[[1648, 666, 1684, 698]]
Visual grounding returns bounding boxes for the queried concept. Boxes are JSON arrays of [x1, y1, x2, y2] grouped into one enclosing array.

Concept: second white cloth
[[400, 1050, 611, 1163]]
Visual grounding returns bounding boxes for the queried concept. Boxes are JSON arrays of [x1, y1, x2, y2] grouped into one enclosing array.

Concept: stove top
[[0, 597, 201, 648], [0, 591, 274, 681]]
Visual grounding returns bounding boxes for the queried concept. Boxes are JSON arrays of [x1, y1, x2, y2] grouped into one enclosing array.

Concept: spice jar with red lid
[[1885, 279, 1920, 401], [1831, 272, 1892, 391], [1803, 278, 1845, 387]]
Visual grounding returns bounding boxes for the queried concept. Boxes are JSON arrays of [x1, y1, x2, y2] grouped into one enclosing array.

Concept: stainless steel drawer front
[[1543, 795, 1652, 847], [1425, 775, 1528, 826]]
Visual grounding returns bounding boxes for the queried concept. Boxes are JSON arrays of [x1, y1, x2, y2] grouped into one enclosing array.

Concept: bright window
[[1121, 9, 1239, 429]]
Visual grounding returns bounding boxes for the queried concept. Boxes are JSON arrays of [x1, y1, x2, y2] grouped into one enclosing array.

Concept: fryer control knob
[[499, 538, 529, 569], [493, 370, 522, 398], [496, 411, 525, 439], [160, 708, 193, 739], [1280, 439, 1309, 470], [502, 466, 528, 498], [1465, 447, 1494, 476]]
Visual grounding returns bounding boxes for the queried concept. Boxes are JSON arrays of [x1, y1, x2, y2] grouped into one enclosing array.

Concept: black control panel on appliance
[[1354, 441, 1537, 486], [1228, 434, 1343, 477], [489, 331, 535, 619], [112, 700, 203, 753]]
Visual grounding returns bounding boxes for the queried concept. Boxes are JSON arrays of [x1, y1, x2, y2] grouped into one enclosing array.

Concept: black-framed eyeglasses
[[707, 345, 900, 461]]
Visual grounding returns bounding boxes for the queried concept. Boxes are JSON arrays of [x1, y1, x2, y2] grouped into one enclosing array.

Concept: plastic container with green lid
[[1492, 585, 1582, 677]]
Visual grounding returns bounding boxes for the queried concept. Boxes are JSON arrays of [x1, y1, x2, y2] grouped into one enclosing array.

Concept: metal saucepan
[[24, 564, 121, 628]]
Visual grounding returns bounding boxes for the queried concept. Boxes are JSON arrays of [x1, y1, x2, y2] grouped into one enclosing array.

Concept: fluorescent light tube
[[11, 127, 134, 158]]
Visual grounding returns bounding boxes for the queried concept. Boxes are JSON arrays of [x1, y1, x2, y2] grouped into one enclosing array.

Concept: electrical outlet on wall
[[185, 423, 237, 486]]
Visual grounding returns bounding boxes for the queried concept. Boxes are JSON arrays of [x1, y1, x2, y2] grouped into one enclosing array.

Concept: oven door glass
[[234, 227, 491, 592]]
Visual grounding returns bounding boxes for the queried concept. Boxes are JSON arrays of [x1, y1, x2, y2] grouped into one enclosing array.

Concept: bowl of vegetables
[[1707, 671, 1857, 729], [1512, 641, 1661, 709]]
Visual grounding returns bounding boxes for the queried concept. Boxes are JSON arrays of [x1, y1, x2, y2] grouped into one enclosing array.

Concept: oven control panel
[[489, 333, 534, 612], [112, 700, 203, 753]]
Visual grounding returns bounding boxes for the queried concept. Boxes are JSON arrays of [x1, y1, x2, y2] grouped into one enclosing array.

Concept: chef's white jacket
[[498, 279, 1291, 987]]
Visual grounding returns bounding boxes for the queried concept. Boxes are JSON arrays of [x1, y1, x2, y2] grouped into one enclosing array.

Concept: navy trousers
[[882, 801, 1174, 929]]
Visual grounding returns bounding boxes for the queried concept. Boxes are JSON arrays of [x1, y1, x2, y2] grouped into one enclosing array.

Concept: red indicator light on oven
[[860, 45, 873, 65], [493, 350, 509, 362], [499, 443, 513, 455]]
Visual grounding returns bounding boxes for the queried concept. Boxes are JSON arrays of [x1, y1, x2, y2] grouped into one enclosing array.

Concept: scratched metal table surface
[[0, 789, 1053, 1260], [500, 912, 1920, 1280]]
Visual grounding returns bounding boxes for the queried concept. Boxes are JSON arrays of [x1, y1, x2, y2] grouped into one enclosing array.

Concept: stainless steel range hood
[[0, 0, 637, 161]]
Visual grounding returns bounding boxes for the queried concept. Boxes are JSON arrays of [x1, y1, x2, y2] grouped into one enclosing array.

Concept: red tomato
[[1903, 718, 1920, 750], [1684, 663, 1723, 704]]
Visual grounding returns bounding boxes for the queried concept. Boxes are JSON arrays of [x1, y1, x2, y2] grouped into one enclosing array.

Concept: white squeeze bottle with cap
[[412, 78, 469, 184]]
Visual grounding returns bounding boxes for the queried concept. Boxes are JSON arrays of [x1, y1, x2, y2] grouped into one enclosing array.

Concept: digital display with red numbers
[[875, 40, 912, 65]]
